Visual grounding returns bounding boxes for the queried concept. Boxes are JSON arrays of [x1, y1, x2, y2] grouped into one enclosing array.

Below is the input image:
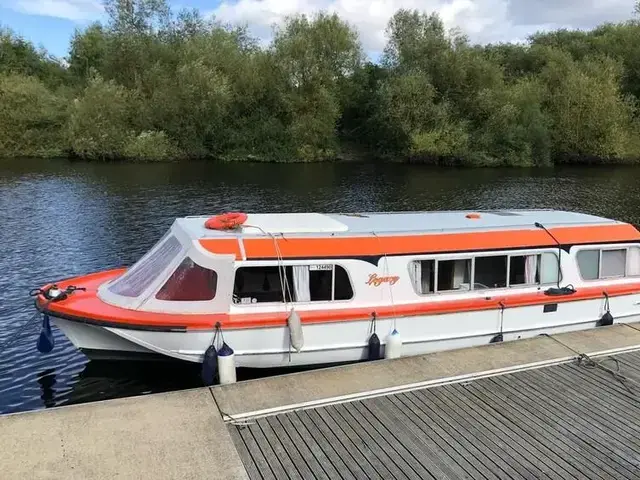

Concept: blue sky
[[1, 6, 93, 58], [1, 0, 636, 60], [2, 0, 206, 58]]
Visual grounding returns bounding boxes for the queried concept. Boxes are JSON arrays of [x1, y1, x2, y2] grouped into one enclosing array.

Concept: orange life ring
[[205, 212, 248, 230]]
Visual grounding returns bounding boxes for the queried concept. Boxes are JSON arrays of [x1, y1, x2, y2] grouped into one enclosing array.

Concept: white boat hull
[[51, 292, 640, 367]]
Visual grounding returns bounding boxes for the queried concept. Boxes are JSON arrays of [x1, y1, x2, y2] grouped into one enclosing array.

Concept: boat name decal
[[366, 273, 400, 287]]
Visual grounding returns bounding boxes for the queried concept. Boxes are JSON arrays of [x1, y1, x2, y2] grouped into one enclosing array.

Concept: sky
[[0, 0, 636, 59]]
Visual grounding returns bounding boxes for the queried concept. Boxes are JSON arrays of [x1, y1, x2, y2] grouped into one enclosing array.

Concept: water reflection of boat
[[61, 360, 326, 406], [34, 210, 640, 367], [62, 360, 202, 407]]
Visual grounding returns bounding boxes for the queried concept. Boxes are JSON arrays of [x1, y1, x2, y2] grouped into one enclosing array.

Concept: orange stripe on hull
[[222, 282, 640, 329], [199, 224, 640, 260], [38, 275, 640, 330]]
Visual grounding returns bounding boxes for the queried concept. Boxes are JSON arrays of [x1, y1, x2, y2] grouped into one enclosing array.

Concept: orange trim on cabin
[[198, 238, 243, 259], [37, 271, 640, 331], [198, 224, 640, 260]]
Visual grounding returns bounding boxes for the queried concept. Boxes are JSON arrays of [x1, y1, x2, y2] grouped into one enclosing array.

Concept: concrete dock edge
[[1, 322, 639, 479]]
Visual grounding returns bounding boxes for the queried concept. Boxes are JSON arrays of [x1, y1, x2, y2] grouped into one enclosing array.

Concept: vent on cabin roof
[[487, 211, 522, 216]]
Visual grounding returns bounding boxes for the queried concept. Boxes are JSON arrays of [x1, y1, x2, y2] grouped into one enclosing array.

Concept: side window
[[601, 249, 626, 278], [628, 247, 640, 276], [474, 256, 507, 289], [437, 259, 472, 291], [578, 248, 627, 280], [308, 266, 332, 301], [508, 252, 559, 287], [410, 259, 470, 293], [293, 264, 353, 301], [156, 257, 217, 301], [509, 255, 539, 286], [233, 265, 353, 303], [411, 252, 560, 294], [577, 250, 599, 280], [410, 260, 435, 294], [334, 266, 354, 300], [234, 266, 294, 304], [540, 252, 560, 284]]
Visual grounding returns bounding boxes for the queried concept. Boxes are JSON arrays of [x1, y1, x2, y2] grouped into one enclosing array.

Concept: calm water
[[1, 158, 640, 414]]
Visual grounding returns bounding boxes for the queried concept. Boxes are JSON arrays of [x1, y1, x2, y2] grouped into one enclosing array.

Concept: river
[[1, 158, 640, 414]]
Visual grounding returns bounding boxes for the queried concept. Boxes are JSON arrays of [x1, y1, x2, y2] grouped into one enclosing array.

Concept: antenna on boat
[[534, 222, 562, 288]]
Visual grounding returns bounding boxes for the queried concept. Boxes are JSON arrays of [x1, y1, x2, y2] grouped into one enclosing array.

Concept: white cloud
[[507, 0, 632, 28], [13, 0, 103, 21], [212, 0, 636, 52]]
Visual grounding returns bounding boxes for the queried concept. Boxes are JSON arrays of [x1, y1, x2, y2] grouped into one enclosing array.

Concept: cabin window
[[411, 260, 435, 294], [628, 247, 640, 276], [577, 250, 599, 280], [438, 259, 472, 291], [578, 248, 627, 280], [539, 252, 560, 284], [475, 256, 507, 289], [233, 266, 294, 304], [411, 251, 561, 294], [295, 265, 331, 302], [155, 257, 217, 301], [411, 258, 471, 293], [334, 265, 354, 300], [109, 235, 182, 297], [601, 249, 626, 278], [509, 255, 539, 285], [509, 253, 560, 286], [233, 264, 353, 304]]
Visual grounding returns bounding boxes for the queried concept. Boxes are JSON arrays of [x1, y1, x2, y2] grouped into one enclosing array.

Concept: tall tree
[[272, 13, 363, 160]]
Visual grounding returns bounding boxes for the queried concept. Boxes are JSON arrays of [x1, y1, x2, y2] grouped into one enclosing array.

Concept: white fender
[[217, 343, 237, 385], [288, 309, 304, 352], [385, 329, 402, 359]]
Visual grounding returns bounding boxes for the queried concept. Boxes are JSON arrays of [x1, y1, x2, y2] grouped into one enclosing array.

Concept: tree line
[[3, 0, 640, 166]]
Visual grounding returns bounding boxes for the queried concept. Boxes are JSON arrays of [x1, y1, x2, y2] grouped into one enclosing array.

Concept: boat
[[33, 210, 640, 367]]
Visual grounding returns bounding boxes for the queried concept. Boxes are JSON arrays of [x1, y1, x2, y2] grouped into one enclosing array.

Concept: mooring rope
[[244, 223, 295, 361], [373, 232, 399, 330], [541, 333, 637, 395]]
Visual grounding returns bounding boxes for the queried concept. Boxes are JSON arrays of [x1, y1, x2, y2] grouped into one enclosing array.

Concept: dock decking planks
[[230, 350, 640, 480]]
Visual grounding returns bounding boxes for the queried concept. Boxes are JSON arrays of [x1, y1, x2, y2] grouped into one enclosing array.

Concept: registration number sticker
[[310, 264, 333, 271]]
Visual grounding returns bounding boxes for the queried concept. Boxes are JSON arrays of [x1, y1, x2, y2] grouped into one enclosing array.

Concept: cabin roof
[[177, 210, 623, 240]]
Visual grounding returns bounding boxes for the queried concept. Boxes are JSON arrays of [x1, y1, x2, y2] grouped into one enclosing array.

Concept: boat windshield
[[108, 234, 183, 298]]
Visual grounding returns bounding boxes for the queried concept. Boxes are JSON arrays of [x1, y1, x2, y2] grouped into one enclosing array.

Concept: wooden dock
[[230, 349, 640, 480], [2, 323, 640, 479]]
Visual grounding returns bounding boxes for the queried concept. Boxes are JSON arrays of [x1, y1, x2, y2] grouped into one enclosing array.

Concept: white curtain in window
[[410, 261, 422, 293], [292, 266, 310, 302], [525, 255, 538, 284], [601, 249, 626, 278], [453, 260, 467, 289], [628, 247, 640, 276], [540, 253, 559, 284]]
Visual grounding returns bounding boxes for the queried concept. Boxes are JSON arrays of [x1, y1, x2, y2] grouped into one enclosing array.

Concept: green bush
[[66, 75, 134, 160], [542, 54, 638, 160], [0, 74, 67, 157], [4, 2, 640, 165], [122, 131, 178, 161]]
